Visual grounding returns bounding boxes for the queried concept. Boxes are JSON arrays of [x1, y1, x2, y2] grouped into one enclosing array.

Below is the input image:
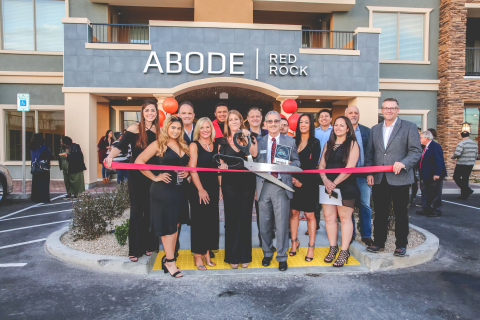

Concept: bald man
[[345, 105, 373, 246]]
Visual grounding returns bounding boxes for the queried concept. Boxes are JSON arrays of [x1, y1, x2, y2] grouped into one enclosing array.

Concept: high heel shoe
[[193, 254, 207, 271], [231, 264, 239, 269], [162, 256, 183, 277], [289, 238, 300, 256], [305, 245, 315, 262], [241, 263, 249, 268], [333, 250, 350, 267], [201, 255, 216, 267], [324, 246, 339, 263]]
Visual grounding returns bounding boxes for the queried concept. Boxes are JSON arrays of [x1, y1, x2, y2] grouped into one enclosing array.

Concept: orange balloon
[[163, 98, 178, 114], [158, 110, 166, 126], [287, 132, 295, 137]]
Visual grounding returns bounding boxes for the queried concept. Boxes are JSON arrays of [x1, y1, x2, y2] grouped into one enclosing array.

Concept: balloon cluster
[[281, 99, 300, 134], [158, 98, 178, 127]]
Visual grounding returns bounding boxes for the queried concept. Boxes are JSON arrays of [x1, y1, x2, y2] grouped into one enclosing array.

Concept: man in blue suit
[[417, 130, 447, 217]]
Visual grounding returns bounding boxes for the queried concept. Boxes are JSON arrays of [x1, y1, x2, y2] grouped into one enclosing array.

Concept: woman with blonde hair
[[136, 115, 190, 278], [218, 110, 258, 269], [188, 117, 220, 270]]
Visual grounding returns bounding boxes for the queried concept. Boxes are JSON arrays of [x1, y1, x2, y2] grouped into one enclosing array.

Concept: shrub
[[115, 219, 129, 246], [70, 183, 130, 241]]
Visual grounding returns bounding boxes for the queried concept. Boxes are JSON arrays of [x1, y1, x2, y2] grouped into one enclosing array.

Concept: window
[[368, 6, 432, 63], [123, 111, 140, 131], [464, 107, 479, 159], [2, 0, 65, 51], [5, 110, 65, 161]]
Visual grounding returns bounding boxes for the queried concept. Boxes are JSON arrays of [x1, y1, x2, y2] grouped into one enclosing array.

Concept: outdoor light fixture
[[316, 99, 321, 102], [219, 92, 228, 99], [462, 108, 471, 132], [127, 97, 132, 100]]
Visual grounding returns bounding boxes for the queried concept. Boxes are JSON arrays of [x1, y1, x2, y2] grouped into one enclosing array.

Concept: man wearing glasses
[[364, 98, 422, 257]]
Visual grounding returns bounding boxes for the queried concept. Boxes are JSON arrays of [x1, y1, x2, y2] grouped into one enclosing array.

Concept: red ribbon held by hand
[[106, 161, 393, 174]]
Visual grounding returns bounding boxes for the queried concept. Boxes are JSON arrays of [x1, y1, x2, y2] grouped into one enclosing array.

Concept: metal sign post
[[17, 94, 30, 194]]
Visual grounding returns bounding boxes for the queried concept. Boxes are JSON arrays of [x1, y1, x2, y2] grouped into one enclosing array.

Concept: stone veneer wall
[[438, 0, 480, 173]]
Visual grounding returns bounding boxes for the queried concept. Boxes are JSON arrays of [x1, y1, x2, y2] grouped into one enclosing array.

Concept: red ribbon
[[107, 161, 393, 174]]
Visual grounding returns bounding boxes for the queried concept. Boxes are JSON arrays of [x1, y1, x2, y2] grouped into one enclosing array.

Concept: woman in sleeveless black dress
[[105, 99, 160, 262], [319, 116, 360, 267], [290, 114, 321, 262], [136, 116, 190, 278], [218, 110, 258, 269]]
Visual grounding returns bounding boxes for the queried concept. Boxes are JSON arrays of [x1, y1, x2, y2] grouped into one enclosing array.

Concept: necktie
[[271, 137, 278, 178], [420, 147, 427, 168]]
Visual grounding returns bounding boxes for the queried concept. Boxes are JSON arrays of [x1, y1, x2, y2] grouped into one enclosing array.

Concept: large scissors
[[214, 131, 302, 192]]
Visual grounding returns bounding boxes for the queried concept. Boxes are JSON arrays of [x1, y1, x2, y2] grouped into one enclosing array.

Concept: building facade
[[0, 0, 441, 186], [438, 0, 480, 174]]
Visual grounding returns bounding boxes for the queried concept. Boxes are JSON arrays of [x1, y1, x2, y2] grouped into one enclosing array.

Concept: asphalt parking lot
[[0, 194, 479, 319]]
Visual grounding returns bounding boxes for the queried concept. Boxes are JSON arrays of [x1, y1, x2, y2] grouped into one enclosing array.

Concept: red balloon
[[158, 110, 166, 126], [282, 99, 297, 114], [280, 114, 287, 119], [163, 98, 178, 114], [288, 114, 301, 131], [287, 132, 295, 137]]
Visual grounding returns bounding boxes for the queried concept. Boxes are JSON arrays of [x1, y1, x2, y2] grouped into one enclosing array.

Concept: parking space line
[[0, 238, 46, 250], [0, 210, 72, 222], [0, 194, 66, 220], [38, 201, 76, 207], [0, 220, 70, 233], [443, 200, 480, 210], [0, 263, 27, 267]]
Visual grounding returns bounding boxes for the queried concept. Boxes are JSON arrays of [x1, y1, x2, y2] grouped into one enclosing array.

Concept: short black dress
[[190, 141, 220, 254], [290, 138, 321, 212], [219, 138, 256, 264], [324, 143, 360, 208], [150, 147, 190, 237]]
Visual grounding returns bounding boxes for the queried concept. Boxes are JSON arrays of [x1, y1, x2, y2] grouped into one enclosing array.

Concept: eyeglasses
[[265, 119, 281, 124], [381, 107, 398, 112]]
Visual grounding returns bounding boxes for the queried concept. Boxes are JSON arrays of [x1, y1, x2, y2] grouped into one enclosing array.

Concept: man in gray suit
[[255, 111, 300, 271], [364, 98, 422, 257]]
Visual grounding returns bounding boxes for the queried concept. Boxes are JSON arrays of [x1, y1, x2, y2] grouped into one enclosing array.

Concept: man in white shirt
[[254, 111, 300, 271], [178, 101, 195, 145]]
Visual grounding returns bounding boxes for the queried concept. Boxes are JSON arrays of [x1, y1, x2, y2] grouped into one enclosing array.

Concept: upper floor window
[[367, 6, 432, 64], [2, 0, 65, 51]]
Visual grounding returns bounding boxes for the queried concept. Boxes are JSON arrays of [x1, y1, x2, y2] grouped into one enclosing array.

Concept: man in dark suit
[[255, 111, 300, 271], [345, 106, 373, 246], [178, 101, 195, 145], [417, 130, 447, 217], [365, 98, 422, 257]]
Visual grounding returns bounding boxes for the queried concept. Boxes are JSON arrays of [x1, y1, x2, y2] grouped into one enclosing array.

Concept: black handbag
[[31, 159, 51, 174]]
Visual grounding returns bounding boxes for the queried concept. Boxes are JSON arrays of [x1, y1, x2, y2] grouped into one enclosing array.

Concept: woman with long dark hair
[[98, 130, 115, 183], [319, 116, 360, 267], [289, 114, 321, 261], [188, 117, 219, 270], [135, 116, 190, 278], [105, 99, 161, 262], [30, 133, 53, 203], [59, 136, 86, 199], [218, 110, 258, 269]]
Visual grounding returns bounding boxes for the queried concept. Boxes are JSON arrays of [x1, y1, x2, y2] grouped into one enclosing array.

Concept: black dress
[[115, 130, 159, 257], [291, 138, 321, 212], [324, 143, 360, 208], [190, 141, 220, 254], [150, 147, 190, 237], [219, 138, 256, 264]]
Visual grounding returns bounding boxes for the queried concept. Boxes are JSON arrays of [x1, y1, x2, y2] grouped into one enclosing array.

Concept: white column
[[347, 96, 379, 128]]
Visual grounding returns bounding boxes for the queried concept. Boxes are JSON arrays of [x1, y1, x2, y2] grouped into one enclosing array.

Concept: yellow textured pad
[[153, 247, 360, 271]]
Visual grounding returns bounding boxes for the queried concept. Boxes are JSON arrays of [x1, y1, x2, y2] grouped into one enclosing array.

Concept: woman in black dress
[[188, 117, 220, 270], [290, 114, 321, 261], [135, 116, 190, 278], [105, 99, 160, 262], [30, 133, 53, 203], [218, 110, 258, 269], [319, 116, 360, 267]]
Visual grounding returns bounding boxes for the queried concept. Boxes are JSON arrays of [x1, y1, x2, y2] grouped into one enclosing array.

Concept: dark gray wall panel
[[0, 54, 63, 72], [0, 84, 64, 105]]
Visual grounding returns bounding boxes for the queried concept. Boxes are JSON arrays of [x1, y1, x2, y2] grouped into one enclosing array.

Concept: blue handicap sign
[[20, 100, 27, 106]]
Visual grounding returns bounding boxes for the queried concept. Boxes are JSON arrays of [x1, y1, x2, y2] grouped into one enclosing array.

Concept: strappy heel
[[201, 255, 216, 267], [333, 250, 350, 267], [231, 264, 239, 269], [193, 254, 207, 271], [162, 256, 183, 278], [324, 246, 339, 263], [305, 245, 315, 262], [241, 263, 249, 268], [289, 238, 300, 256]]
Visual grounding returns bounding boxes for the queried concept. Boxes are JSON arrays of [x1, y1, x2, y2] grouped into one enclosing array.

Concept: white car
[[0, 164, 14, 204]]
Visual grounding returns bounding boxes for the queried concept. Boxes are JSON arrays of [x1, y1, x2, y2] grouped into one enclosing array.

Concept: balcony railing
[[302, 30, 356, 50], [466, 48, 480, 76], [89, 23, 149, 44]]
